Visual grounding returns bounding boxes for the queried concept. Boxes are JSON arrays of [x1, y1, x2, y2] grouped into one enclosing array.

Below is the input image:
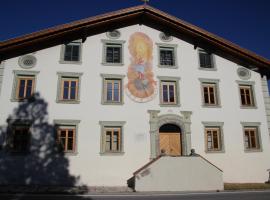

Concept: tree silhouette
[[0, 93, 87, 193]]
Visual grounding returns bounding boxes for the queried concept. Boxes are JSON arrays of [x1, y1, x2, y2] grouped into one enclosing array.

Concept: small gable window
[[102, 40, 125, 66], [157, 44, 178, 68], [199, 49, 214, 69], [60, 40, 82, 63]]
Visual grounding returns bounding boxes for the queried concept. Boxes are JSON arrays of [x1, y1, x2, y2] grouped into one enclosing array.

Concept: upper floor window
[[60, 40, 82, 64], [56, 72, 82, 103], [239, 85, 255, 107], [101, 40, 125, 66], [158, 76, 180, 106], [10, 124, 31, 153], [157, 43, 178, 68], [199, 79, 220, 107], [161, 81, 176, 104], [17, 76, 35, 100], [198, 49, 215, 69], [101, 74, 125, 105], [61, 78, 79, 101], [11, 70, 39, 102]]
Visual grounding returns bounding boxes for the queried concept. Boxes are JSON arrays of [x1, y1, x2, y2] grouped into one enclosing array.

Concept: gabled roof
[[1, 5, 270, 76]]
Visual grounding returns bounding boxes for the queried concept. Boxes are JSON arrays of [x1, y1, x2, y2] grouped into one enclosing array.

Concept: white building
[[0, 5, 270, 191]]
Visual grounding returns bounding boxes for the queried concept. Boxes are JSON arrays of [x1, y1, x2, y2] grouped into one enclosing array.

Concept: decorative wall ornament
[[159, 32, 173, 42], [106, 30, 121, 39], [126, 32, 157, 102], [237, 67, 251, 80], [18, 55, 37, 69]]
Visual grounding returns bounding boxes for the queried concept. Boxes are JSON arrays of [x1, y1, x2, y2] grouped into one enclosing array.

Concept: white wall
[[0, 24, 270, 186], [135, 156, 224, 191]]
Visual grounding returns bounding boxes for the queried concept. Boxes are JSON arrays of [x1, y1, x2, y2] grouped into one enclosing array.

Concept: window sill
[[205, 150, 225, 153], [101, 62, 124, 66], [158, 65, 178, 69], [240, 106, 257, 109], [56, 100, 80, 104], [10, 98, 30, 102], [159, 103, 180, 107], [244, 148, 262, 153], [101, 101, 124, 105], [202, 104, 221, 108], [198, 67, 217, 71], [100, 152, 125, 156], [62, 151, 78, 156], [59, 60, 82, 65]]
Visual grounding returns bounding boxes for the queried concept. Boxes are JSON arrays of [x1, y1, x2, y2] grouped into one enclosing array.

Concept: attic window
[[18, 55, 37, 69], [237, 67, 251, 80], [106, 30, 121, 39], [159, 32, 173, 42], [60, 40, 82, 64], [199, 49, 214, 69]]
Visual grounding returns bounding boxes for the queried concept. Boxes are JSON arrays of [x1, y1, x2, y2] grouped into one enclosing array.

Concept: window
[[101, 74, 124, 105], [199, 49, 214, 69], [102, 40, 125, 66], [60, 40, 82, 63], [16, 76, 35, 100], [56, 72, 82, 103], [157, 44, 178, 68], [57, 127, 76, 153], [160, 47, 175, 66], [161, 81, 176, 104], [104, 127, 121, 152], [202, 122, 224, 153], [241, 122, 262, 152], [199, 79, 220, 107], [10, 124, 30, 153], [205, 127, 221, 151], [158, 76, 180, 106], [99, 121, 126, 155], [61, 78, 78, 100], [202, 83, 217, 105], [239, 85, 254, 107], [54, 120, 80, 154], [11, 70, 39, 102]]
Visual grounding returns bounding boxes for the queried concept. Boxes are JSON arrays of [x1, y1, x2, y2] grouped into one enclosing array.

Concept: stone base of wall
[[0, 185, 133, 194]]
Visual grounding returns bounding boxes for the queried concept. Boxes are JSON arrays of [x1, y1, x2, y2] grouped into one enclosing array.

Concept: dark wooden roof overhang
[[1, 5, 270, 77]]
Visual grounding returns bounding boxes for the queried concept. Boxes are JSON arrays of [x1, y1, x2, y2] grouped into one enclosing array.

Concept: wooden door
[[159, 132, 181, 156]]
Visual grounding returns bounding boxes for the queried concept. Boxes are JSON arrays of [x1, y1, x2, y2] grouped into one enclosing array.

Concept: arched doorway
[[159, 124, 182, 156]]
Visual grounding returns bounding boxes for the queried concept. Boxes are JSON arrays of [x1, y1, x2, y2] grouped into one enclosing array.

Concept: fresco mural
[[126, 32, 157, 102]]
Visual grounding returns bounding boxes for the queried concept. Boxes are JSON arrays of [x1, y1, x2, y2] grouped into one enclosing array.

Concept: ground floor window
[[10, 124, 31, 153], [99, 121, 126, 155]]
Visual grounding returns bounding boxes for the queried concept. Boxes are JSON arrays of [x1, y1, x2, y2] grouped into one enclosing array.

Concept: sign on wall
[[126, 32, 157, 102]]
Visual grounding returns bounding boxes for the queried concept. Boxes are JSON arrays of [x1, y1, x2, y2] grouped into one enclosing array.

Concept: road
[[1, 190, 270, 200]]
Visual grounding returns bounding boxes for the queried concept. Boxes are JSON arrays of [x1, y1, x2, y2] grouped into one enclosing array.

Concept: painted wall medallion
[[126, 32, 157, 102]]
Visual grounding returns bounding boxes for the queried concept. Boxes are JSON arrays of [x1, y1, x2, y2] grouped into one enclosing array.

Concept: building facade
[[0, 5, 270, 190]]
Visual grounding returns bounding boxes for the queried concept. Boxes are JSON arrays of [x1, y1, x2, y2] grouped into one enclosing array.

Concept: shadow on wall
[[0, 93, 87, 193]]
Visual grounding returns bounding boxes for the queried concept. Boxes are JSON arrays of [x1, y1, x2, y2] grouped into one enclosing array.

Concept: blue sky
[[0, 0, 269, 61]]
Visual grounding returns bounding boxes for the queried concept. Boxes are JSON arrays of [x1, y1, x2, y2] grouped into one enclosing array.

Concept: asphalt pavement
[[0, 190, 270, 200]]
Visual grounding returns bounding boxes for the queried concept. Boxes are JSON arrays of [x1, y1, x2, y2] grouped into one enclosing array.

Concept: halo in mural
[[125, 32, 157, 103]]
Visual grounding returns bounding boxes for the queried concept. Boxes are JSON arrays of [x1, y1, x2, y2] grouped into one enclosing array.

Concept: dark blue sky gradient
[[0, 0, 269, 60]]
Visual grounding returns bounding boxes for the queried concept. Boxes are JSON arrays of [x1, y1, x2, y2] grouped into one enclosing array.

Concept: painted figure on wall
[[126, 32, 157, 102]]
